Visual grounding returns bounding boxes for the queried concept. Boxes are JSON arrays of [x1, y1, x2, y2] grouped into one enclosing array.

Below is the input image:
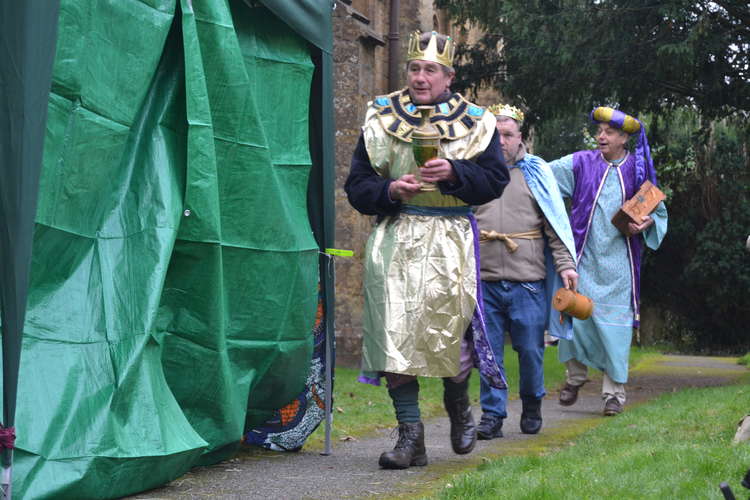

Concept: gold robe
[[361, 89, 496, 377]]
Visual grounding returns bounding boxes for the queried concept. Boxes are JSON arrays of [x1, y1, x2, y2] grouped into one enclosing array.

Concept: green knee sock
[[388, 380, 421, 424], [443, 376, 469, 401]]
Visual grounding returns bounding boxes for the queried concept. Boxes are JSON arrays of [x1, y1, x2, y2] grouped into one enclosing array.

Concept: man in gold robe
[[345, 31, 509, 469]]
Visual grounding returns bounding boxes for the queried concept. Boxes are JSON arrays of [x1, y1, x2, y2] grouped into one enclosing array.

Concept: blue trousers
[[479, 279, 546, 418]]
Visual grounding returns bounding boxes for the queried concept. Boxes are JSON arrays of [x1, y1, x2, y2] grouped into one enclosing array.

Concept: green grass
[[305, 346, 653, 449], [430, 376, 750, 499], [627, 346, 661, 374], [738, 352, 750, 366]]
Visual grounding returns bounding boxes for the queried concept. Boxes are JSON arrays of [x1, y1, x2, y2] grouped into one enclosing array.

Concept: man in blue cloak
[[475, 103, 578, 438]]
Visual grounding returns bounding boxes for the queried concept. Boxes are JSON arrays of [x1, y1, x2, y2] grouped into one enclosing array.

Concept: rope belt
[[479, 229, 543, 253]]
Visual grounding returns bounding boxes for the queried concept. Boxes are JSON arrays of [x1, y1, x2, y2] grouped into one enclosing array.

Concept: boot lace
[[391, 424, 416, 449]]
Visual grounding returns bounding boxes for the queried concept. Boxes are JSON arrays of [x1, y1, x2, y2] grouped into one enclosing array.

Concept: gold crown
[[487, 103, 524, 124], [406, 31, 455, 68]]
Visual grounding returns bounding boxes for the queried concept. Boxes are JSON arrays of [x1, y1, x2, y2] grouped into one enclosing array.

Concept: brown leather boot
[[378, 422, 428, 469], [443, 391, 477, 454], [559, 382, 585, 406]]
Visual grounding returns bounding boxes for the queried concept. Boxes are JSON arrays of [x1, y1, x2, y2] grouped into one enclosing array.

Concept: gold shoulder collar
[[369, 89, 487, 143]]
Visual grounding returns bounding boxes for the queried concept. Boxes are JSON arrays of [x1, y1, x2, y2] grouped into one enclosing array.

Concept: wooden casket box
[[611, 180, 666, 234]]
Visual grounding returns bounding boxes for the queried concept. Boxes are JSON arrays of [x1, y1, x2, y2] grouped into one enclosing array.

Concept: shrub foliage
[[437, 1, 750, 350]]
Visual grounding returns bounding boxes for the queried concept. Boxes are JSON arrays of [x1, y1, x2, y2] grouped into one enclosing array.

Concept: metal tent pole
[[1, 460, 12, 499], [321, 254, 334, 456]]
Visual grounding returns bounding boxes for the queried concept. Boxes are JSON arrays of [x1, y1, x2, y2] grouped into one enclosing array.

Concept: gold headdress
[[487, 103, 524, 124], [406, 31, 455, 68]]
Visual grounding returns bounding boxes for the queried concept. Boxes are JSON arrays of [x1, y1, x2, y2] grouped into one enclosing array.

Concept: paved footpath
[[129, 355, 746, 500]]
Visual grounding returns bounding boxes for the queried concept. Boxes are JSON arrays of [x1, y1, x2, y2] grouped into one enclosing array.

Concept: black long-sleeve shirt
[[345, 129, 509, 216]]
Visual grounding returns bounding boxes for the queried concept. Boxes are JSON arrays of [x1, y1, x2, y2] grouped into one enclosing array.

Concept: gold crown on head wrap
[[487, 103, 524, 124], [406, 31, 455, 68]]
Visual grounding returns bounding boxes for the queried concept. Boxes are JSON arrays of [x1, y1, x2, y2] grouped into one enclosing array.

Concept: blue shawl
[[514, 153, 577, 340]]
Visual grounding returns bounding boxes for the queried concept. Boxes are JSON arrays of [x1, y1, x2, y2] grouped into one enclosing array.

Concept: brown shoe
[[603, 397, 623, 416], [559, 382, 584, 406]]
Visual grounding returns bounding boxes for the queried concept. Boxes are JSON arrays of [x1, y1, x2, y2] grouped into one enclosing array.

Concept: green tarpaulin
[[2, 0, 335, 497]]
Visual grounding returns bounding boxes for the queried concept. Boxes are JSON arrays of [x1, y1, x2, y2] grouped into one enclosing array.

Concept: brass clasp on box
[[411, 106, 441, 192], [552, 288, 593, 321]]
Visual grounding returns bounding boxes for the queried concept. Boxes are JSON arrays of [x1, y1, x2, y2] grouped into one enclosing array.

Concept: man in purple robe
[[548, 107, 668, 416]]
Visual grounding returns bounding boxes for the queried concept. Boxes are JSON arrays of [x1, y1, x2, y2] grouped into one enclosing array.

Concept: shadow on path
[[129, 355, 746, 500]]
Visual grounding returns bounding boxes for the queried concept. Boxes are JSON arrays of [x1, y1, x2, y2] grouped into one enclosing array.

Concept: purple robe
[[570, 150, 646, 326]]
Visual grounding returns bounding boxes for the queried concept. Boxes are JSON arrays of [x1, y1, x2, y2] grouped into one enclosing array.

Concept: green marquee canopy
[[0, 0, 335, 497]]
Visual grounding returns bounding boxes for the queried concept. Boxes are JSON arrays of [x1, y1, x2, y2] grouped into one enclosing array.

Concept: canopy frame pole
[[1, 461, 12, 499], [321, 255, 334, 456]]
